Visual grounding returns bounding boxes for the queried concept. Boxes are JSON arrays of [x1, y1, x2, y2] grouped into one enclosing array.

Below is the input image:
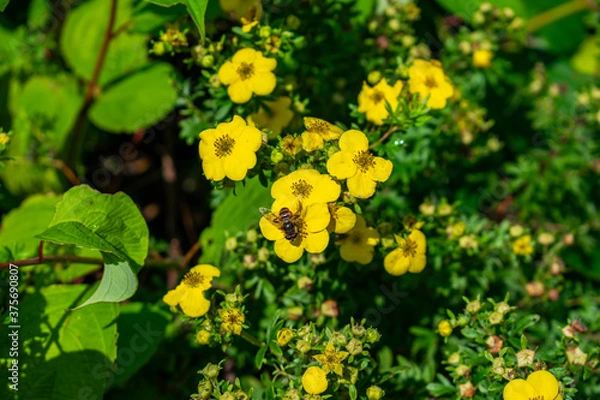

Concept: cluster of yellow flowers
[[503, 370, 563, 400], [163, 264, 220, 317]]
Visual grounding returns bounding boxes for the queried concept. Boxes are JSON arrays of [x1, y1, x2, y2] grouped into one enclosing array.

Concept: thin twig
[[369, 126, 399, 149], [527, 0, 593, 33], [180, 241, 201, 269]]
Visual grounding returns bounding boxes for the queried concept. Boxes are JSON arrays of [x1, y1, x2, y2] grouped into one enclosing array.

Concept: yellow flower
[[302, 366, 328, 395], [218, 48, 276, 103], [163, 264, 221, 317], [301, 130, 325, 152], [408, 59, 454, 109], [280, 134, 302, 156], [271, 169, 341, 207], [199, 116, 262, 181], [0, 133, 10, 146], [327, 203, 357, 234], [358, 79, 403, 125], [384, 229, 427, 276], [338, 215, 380, 264], [196, 329, 211, 345], [326, 130, 393, 199], [219, 0, 262, 21], [241, 20, 259, 33], [218, 307, 245, 335], [276, 328, 294, 346], [446, 222, 466, 238], [248, 96, 294, 136], [259, 201, 331, 263], [513, 235, 534, 255], [300, 117, 344, 151], [473, 49, 493, 68], [438, 320, 452, 337], [503, 370, 562, 400], [313, 342, 349, 376]]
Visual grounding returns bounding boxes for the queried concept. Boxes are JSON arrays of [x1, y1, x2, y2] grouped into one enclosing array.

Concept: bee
[[260, 205, 302, 241]]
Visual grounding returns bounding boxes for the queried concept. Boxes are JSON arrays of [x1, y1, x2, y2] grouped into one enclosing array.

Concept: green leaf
[[110, 302, 170, 386], [255, 344, 268, 369], [12, 285, 118, 400], [27, 0, 50, 29], [38, 185, 149, 266], [144, 0, 209, 38], [0, 194, 59, 261], [200, 177, 272, 264], [131, 1, 188, 33], [0, 0, 9, 12], [89, 63, 178, 133], [60, 0, 150, 86], [571, 37, 600, 75]]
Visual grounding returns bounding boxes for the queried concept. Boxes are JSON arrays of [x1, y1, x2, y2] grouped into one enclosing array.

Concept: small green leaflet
[[144, 0, 209, 38], [0, 0, 9, 12]]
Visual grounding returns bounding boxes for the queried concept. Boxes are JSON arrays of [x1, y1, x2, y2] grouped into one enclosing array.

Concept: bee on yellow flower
[[338, 215, 380, 264], [218, 307, 245, 335], [218, 48, 276, 103], [300, 117, 344, 152], [313, 342, 349, 376], [198, 116, 262, 181], [384, 229, 427, 276], [163, 265, 220, 317], [302, 366, 328, 395], [408, 59, 454, 109], [357, 79, 403, 125], [248, 96, 294, 136], [503, 370, 562, 400], [327, 130, 393, 199], [512, 235, 534, 255]]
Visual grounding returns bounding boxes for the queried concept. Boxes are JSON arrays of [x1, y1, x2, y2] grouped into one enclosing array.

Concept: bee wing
[[259, 207, 280, 225], [259, 207, 272, 216]]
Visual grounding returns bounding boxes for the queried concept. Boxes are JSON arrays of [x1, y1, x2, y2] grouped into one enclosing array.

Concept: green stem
[[240, 331, 265, 347], [527, 0, 593, 33]]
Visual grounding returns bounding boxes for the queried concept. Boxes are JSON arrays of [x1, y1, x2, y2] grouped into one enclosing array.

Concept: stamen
[[183, 271, 205, 288], [237, 62, 255, 80], [370, 90, 385, 104], [353, 150, 375, 172], [425, 76, 438, 89], [214, 134, 235, 158], [401, 238, 418, 257], [291, 179, 313, 198]]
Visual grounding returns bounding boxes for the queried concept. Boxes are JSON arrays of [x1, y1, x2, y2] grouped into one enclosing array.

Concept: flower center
[[401, 238, 418, 257], [227, 314, 241, 324], [183, 271, 206, 288], [237, 61, 255, 80], [529, 396, 544, 400], [308, 120, 328, 133], [214, 134, 235, 158], [370, 89, 385, 104], [350, 232, 363, 245], [291, 179, 313, 198], [425, 75, 438, 89], [353, 150, 375, 172]]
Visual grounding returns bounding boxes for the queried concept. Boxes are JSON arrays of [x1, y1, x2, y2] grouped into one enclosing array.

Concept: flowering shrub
[[0, 1, 599, 399]]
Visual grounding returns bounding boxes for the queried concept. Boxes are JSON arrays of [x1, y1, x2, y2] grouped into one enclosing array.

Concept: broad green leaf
[[0, 193, 59, 261], [60, 0, 149, 86], [131, 1, 188, 33], [145, 0, 209, 38], [89, 63, 178, 133], [110, 302, 170, 386], [12, 285, 118, 400], [37, 185, 149, 267], [28, 0, 50, 29], [0, 0, 9, 12], [200, 177, 272, 264], [75, 252, 139, 308], [435, 0, 588, 53]]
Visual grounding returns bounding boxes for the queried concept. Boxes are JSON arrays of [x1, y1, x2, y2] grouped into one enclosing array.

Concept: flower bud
[[486, 335, 503, 354], [321, 300, 339, 317], [243, 254, 257, 269], [491, 358, 504, 375], [331, 332, 347, 347], [346, 338, 363, 356], [562, 325, 576, 338], [365, 328, 381, 343], [367, 71, 382, 85], [366, 385, 385, 400], [296, 339, 311, 354], [277, 328, 294, 346], [447, 352, 460, 365], [225, 237, 238, 251], [286, 15, 301, 30], [257, 247, 270, 262], [283, 389, 301, 400], [351, 324, 366, 337], [271, 149, 284, 163], [246, 229, 258, 242], [259, 26, 271, 38], [459, 381, 476, 398], [455, 365, 470, 377], [438, 320, 452, 337], [201, 55, 215, 68], [516, 349, 535, 367], [489, 311, 504, 325], [201, 363, 221, 379], [197, 380, 212, 398], [567, 347, 588, 365], [495, 302, 510, 315], [297, 276, 313, 290], [225, 292, 243, 304], [466, 299, 481, 313], [196, 329, 211, 345]]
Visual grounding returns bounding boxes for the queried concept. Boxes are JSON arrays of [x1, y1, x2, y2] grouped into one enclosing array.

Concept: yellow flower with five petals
[[513, 235, 534, 255], [199, 115, 262, 181], [503, 370, 562, 400], [259, 201, 331, 263], [326, 130, 393, 199], [218, 307, 245, 335], [163, 264, 220, 317], [358, 79, 403, 125], [338, 215, 380, 264], [301, 117, 344, 152], [313, 342, 349, 376], [408, 59, 454, 109], [271, 169, 341, 207], [218, 48, 276, 103], [384, 229, 427, 276]]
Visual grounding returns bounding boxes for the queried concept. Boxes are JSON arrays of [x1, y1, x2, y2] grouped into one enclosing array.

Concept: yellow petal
[[327, 151, 356, 179], [237, 125, 263, 152], [409, 229, 427, 254], [503, 379, 535, 400], [368, 157, 393, 182], [339, 129, 369, 153], [527, 371, 560, 400], [232, 47, 257, 64], [259, 216, 284, 241], [304, 229, 329, 253], [340, 242, 374, 264], [347, 171, 377, 199], [179, 288, 211, 317], [408, 254, 426, 273], [217, 115, 247, 135], [163, 284, 184, 306], [301, 131, 324, 152], [218, 61, 237, 85], [331, 206, 356, 234], [304, 203, 331, 232], [365, 104, 388, 125], [190, 264, 221, 278], [274, 238, 304, 263], [228, 80, 253, 103], [202, 159, 226, 181], [384, 249, 410, 276], [251, 72, 276, 96], [310, 174, 341, 204], [254, 54, 277, 71]]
